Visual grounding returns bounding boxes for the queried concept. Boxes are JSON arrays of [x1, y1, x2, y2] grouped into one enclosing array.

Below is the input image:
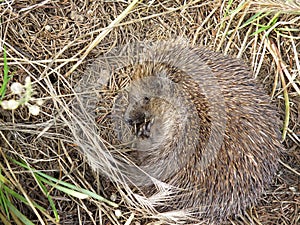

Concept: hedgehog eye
[[143, 96, 150, 104]]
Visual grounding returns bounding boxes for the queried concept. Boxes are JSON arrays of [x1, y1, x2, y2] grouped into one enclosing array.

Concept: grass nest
[[0, 0, 299, 224]]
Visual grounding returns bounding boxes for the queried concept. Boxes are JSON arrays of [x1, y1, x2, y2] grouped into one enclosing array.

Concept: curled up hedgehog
[[72, 40, 283, 224]]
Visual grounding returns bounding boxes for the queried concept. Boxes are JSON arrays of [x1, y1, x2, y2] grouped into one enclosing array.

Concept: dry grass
[[0, 0, 299, 224]]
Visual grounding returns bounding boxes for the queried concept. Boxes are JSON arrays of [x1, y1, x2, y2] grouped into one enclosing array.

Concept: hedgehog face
[[124, 96, 156, 139]]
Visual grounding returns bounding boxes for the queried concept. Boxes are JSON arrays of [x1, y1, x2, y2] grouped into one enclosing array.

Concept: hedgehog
[[76, 40, 283, 224]]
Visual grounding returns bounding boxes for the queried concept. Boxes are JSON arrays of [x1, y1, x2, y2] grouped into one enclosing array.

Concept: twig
[[279, 159, 300, 176], [19, 0, 51, 12]]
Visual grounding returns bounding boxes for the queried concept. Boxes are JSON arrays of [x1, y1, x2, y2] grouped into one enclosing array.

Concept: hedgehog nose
[[125, 110, 145, 126]]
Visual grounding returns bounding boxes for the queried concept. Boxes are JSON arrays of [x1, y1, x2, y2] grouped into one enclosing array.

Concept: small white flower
[[1, 76, 44, 116], [25, 76, 31, 88], [10, 82, 24, 95], [1, 99, 19, 110], [28, 104, 40, 116], [114, 209, 122, 218]]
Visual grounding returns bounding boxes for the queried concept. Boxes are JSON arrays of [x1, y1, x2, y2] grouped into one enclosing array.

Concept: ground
[[0, 0, 299, 224]]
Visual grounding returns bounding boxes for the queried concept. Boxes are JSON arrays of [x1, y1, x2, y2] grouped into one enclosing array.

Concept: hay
[[0, 0, 299, 224]]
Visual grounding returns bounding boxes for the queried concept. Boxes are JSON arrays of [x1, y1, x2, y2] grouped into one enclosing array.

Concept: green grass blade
[[252, 26, 271, 35], [0, 169, 10, 220], [6, 200, 35, 225], [267, 12, 280, 27], [12, 158, 118, 207], [0, 187, 10, 220], [0, 46, 11, 100], [240, 11, 267, 29], [37, 175, 89, 199], [36, 172, 118, 207], [224, 0, 234, 16], [34, 174, 59, 221], [251, 12, 280, 36], [3, 185, 46, 212]]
